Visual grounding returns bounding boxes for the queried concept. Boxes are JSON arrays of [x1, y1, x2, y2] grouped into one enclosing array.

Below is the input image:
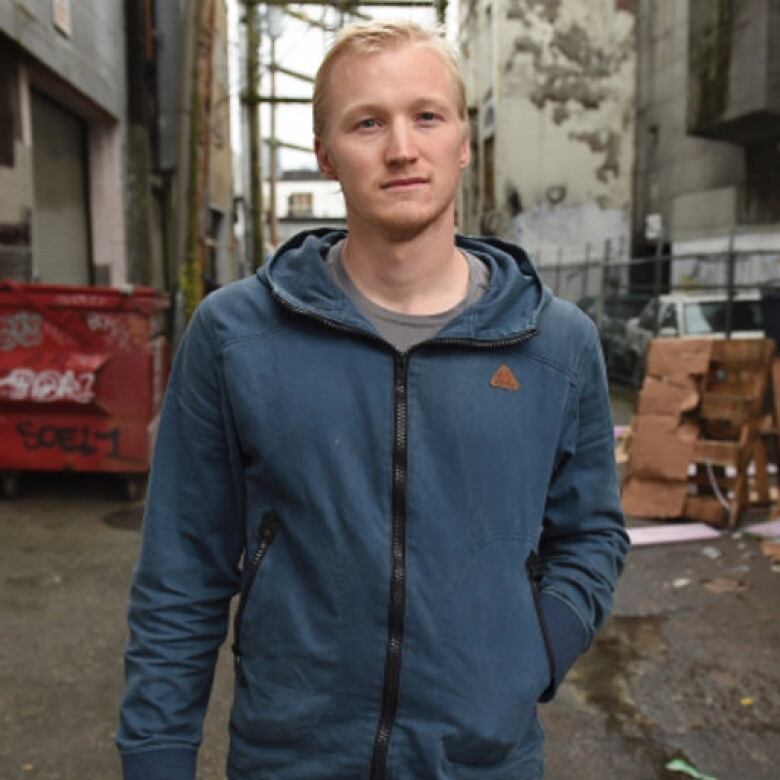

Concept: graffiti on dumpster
[[41, 320, 74, 347], [0, 311, 43, 351], [85, 312, 132, 349], [15, 420, 121, 458], [0, 368, 96, 404], [53, 293, 111, 308]]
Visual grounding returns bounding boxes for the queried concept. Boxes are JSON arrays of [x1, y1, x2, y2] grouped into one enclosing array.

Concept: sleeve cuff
[[121, 747, 197, 780], [538, 591, 590, 702]]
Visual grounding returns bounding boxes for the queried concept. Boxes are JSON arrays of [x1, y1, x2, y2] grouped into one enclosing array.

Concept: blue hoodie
[[118, 230, 628, 780]]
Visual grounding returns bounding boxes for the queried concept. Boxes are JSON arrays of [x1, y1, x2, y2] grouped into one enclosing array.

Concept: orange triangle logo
[[490, 364, 521, 391]]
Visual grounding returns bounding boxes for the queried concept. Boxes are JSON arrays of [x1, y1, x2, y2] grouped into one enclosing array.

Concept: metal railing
[[533, 244, 780, 385], [538, 247, 779, 334]]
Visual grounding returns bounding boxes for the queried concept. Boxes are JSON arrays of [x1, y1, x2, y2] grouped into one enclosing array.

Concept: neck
[[341, 212, 468, 316]]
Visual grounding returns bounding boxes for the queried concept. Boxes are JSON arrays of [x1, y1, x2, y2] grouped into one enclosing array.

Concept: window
[[638, 299, 659, 331], [288, 192, 313, 218], [684, 300, 763, 335], [659, 303, 678, 333]]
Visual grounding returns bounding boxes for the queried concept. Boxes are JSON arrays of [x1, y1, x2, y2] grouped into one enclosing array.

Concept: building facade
[[0, 0, 128, 285], [265, 169, 347, 246], [633, 0, 780, 288], [458, 0, 637, 274], [0, 0, 237, 294]]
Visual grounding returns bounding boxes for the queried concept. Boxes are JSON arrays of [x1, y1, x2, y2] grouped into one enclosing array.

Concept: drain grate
[[102, 506, 144, 531]]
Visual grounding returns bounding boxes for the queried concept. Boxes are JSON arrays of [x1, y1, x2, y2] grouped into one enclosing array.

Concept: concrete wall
[[89, 120, 128, 287], [687, 0, 780, 144], [0, 1, 125, 119], [459, 0, 636, 265], [634, 0, 780, 259]]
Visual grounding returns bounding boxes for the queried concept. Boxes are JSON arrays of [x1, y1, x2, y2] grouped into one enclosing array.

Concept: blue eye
[[418, 111, 440, 123], [358, 118, 379, 129]]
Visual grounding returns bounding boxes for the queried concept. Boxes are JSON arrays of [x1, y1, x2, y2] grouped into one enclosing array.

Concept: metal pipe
[[242, 95, 312, 104], [244, 2, 264, 268], [267, 63, 315, 83], [269, 35, 279, 248], [265, 139, 315, 154]]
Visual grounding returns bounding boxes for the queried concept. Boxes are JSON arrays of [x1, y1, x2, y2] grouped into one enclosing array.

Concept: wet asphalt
[[1, 386, 779, 780]]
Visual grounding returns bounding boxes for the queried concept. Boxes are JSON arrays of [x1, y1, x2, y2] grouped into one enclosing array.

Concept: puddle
[[567, 615, 694, 777], [102, 506, 144, 531], [569, 614, 665, 730]]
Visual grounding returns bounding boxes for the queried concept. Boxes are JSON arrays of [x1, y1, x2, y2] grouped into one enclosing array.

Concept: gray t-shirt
[[326, 241, 490, 353]]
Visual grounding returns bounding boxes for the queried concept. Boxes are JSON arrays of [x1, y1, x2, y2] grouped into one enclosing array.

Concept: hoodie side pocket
[[231, 510, 281, 687], [525, 550, 556, 698]]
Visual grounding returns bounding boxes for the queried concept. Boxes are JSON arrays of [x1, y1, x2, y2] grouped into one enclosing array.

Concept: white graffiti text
[[0, 368, 96, 404]]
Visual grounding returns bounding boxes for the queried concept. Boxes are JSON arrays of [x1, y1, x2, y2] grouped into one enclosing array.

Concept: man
[[118, 21, 628, 780]]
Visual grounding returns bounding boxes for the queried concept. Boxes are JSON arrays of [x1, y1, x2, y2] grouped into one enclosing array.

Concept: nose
[[385, 119, 418, 166]]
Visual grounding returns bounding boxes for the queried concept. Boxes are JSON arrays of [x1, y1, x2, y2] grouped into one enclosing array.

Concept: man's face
[[315, 42, 470, 241]]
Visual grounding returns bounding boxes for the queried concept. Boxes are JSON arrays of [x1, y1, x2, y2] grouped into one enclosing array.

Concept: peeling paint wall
[[459, 0, 636, 264]]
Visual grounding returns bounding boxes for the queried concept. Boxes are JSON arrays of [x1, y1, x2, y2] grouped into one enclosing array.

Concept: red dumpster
[[0, 281, 169, 498]]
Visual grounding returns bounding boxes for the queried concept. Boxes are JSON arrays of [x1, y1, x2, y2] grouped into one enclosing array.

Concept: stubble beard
[[347, 192, 456, 243]]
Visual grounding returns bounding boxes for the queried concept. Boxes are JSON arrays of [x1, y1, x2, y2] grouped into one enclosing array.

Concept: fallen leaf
[[673, 578, 692, 589], [740, 696, 754, 707], [22, 764, 34, 772], [703, 577, 749, 594], [665, 758, 718, 780]]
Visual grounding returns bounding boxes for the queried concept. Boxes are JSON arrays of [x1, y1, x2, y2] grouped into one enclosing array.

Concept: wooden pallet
[[683, 340, 776, 528]]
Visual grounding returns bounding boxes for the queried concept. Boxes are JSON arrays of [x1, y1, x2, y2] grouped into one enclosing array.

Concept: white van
[[620, 290, 765, 385]]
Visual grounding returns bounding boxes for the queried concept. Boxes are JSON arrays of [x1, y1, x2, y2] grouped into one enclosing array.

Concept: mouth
[[380, 177, 430, 190]]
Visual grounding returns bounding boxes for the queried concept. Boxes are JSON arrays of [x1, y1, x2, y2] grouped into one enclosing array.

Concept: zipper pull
[[259, 511, 281, 542], [232, 644, 247, 687]]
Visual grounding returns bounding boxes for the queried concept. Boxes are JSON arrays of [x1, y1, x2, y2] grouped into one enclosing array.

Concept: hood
[[259, 228, 551, 343]]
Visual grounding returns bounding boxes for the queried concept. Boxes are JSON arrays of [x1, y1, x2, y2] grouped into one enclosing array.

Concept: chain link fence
[[533, 243, 780, 385]]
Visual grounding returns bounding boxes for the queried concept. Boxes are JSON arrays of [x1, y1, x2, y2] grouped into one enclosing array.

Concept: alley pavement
[[1, 388, 779, 780]]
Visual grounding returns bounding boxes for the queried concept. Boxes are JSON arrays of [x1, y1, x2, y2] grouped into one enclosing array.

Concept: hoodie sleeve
[[535, 323, 629, 702], [116, 300, 245, 780]]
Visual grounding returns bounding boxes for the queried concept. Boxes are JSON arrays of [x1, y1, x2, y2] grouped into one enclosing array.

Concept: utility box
[[0, 281, 169, 498]]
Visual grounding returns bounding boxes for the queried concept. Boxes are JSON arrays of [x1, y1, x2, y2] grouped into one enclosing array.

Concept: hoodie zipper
[[525, 550, 557, 688], [231, 511, 281, 687], [270, 287, 537, 778], [369, 353, 409, 779]]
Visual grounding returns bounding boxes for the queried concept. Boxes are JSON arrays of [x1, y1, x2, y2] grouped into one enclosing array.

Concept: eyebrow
[[408, 97, 453, 113], [340, 102, 384, 122]]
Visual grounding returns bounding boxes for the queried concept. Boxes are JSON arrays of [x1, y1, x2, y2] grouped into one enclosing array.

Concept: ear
[[458, 125, 471, 170], [315, 136, 339, 181]]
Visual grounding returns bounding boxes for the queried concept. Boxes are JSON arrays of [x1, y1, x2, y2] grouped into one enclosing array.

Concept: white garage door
[[31, 92, 91, 284]]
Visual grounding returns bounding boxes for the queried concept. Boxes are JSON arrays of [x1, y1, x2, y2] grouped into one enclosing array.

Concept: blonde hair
[[312, 20, 467, 138]]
